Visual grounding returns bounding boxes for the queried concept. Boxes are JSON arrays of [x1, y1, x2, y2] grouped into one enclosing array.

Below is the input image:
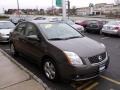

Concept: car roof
[[0, 21, 11, 23], [28, 20, 63, 24]]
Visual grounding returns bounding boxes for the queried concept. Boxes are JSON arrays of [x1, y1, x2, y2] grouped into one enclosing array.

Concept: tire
[[42, 58, 59, 81], [100, 30, 103, 35], [10, 43, 19, 56], [86, 29, 90, 33]]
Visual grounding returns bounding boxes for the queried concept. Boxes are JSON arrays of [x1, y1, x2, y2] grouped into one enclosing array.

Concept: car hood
[[49, 37, 105, 58], [0, 29, 13, 35]]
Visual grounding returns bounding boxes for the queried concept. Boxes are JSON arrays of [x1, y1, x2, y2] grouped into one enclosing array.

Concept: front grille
[[88, 52, 106, 64]]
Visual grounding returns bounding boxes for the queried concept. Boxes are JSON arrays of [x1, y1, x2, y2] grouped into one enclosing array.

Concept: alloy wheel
[[43, 61, 56, 80]]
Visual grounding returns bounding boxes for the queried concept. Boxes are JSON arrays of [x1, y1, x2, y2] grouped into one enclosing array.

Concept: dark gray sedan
[[10, 21, 109, 82]]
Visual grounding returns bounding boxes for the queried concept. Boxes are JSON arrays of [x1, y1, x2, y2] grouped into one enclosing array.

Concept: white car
[[101, 21, 120, 36], [9, 15, 26, 24], [0, 21, 15, 42]]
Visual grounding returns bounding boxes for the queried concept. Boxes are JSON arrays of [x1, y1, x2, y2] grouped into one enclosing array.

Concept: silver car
[[0, 21, 15, 42], [101, 21, 120, 36]]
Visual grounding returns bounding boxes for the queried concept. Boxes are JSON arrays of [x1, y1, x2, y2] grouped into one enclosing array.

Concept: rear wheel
[[42, 58, 59, 81], [100, 30, 103, 35], [10, 43, 19, 56]]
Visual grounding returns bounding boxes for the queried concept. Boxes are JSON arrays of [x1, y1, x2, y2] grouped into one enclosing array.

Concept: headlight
[[64, 51, 83, 65]]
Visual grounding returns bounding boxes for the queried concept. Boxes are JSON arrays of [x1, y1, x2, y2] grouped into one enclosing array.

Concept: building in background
[[76, 3, 120, 16], [115, 0, 120, 5]]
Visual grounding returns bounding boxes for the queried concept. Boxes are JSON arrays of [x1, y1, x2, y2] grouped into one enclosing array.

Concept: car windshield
[[65, 20, 74, 25], [107, 21, 120, 25], [0, 22, 15, 29], [87, 20, 98, 24], [39, 23, 83, 40]]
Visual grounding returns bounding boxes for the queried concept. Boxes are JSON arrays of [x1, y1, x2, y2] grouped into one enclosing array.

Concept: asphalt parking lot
[[0, 33, 120, 90]]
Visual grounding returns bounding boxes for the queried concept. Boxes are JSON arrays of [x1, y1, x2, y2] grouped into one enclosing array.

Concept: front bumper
[[102, 29, 120, 35], [86, 28, 102, 32], [0, 36, 9, 42], [59, 56, 109, 81]]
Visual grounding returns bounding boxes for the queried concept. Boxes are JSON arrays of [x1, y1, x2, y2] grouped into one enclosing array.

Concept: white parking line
[[84, 82, 99, 90], [101, 37, 110, 40], [100, 75, 120, 85]]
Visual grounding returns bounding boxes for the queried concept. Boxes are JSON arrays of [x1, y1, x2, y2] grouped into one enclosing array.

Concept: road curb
[[0, 49, 49, 90]]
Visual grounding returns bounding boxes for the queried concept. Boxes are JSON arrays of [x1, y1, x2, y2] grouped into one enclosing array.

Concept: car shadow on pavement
[[12, 54, 75, 90]]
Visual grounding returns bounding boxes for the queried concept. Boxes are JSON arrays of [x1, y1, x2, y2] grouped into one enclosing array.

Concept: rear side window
[[25, 23, 38, 37], [15, 23, 26, 35]]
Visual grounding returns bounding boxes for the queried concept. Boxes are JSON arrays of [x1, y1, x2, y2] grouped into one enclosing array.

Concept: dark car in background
[[33, 17, 46, 20], [76, 20, 106, 34], [10, 21, 109, 82]]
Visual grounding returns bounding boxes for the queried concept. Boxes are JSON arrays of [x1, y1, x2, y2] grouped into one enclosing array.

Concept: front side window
[[25, 23, 37, 37], [15, 23, 26, 35], [39, 23, 83, 40]]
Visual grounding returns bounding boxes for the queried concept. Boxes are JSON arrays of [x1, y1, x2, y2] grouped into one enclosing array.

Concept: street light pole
[[52, 0, 54, 15], [17, 0, 20, 17], [62, 0, 66, 20], [67, 0, 70, 19]]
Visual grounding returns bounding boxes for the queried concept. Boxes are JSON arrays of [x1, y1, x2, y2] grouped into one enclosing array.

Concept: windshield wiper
[[65, 36, 81, 40], [48, 38, 66, 40], [49, 36, 81, 40]]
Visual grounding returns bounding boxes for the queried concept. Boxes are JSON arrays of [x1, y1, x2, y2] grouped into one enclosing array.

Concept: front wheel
[[42, 59, 58, 81]]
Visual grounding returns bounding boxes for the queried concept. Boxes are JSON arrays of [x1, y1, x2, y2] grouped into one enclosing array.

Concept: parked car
[[33, 17, 46, 20], [0, 21, 15, 42], [61, 19, 84, 33], [75, 20, 88, 27], [46, 17, 61, 22], [9, 15, 26, 25], [9, 15, 32, 25], [10, 21, 109, 82], [101, 21, 120, 36], [76, 20, 104, 34]]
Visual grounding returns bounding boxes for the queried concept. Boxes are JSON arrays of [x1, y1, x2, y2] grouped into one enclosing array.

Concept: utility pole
[[3, 8, 5, 14], [62, 0, 66, 20], [52, 0, 54, 15], [56, 0, 66, 19], [67, 0, 70, 19], [17, 0, 20, 16]]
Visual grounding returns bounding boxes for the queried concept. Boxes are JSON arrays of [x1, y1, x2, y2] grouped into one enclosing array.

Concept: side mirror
[[26, 35, 40, 41]]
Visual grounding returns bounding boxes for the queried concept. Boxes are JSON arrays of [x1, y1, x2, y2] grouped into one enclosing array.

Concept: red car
[[75, 20, 107, 34]]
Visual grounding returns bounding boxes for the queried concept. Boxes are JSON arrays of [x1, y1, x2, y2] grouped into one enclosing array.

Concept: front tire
[[42, 58, 58, 81]]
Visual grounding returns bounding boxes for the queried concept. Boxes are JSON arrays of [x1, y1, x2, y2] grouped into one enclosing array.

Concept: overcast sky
[[0, 0, 114, 13]]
